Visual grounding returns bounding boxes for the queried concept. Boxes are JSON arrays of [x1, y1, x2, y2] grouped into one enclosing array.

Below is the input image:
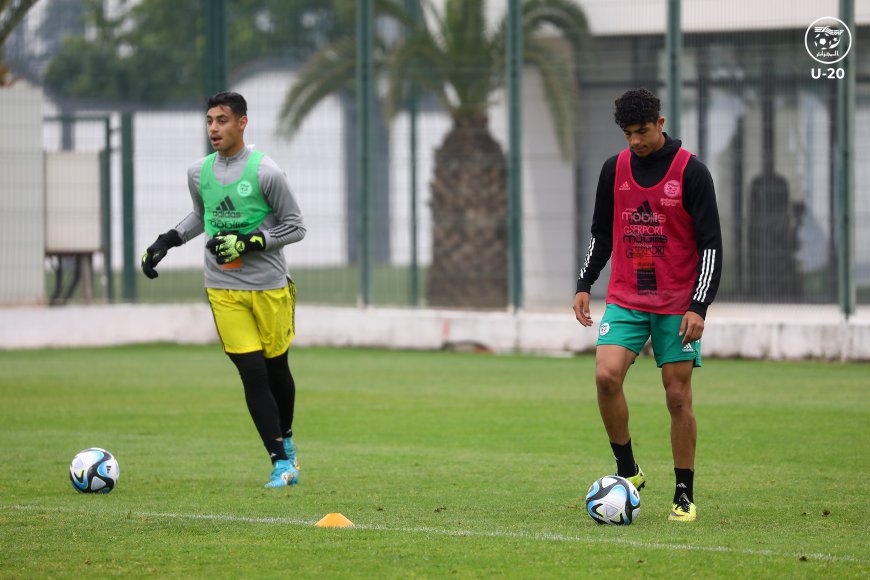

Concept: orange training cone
[[315, 513, 354, 528]]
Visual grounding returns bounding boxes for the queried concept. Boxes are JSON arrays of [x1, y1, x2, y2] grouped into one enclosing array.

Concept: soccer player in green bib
[[574, 89, 723, 521], [141, 91, 306, 488]]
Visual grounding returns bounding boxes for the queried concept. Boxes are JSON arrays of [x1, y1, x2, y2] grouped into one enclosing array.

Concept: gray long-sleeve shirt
[[173, 145, 306, 290]]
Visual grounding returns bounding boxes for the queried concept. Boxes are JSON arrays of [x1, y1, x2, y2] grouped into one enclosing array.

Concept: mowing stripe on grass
[[7, 504, 866, 565]]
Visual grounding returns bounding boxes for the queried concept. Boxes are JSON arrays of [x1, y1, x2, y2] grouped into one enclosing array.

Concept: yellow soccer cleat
[[624, 466, 646, 491], [669, 493, 697, 522]]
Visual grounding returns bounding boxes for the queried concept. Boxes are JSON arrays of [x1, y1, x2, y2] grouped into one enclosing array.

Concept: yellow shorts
[[206, 282, 296, 357]]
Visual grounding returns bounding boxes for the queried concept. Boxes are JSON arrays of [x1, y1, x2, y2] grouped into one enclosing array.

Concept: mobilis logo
[[805, 17, 852, 65], [621, 208, 667, 225]]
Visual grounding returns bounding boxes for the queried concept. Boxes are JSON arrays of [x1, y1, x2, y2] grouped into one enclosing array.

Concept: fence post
[[357, 0, 374, 306], [121, 112, 136, 301], [837, 0, 855, 318], [204, 0, 228, 153], [666, 0, 682, 139], [406, 0, 420, 306], [507, 0, 523, 311], [101, 117, 114, 302]]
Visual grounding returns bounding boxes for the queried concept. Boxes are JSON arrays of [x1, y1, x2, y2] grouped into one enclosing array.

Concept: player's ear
[[238, 115, 248, 131]]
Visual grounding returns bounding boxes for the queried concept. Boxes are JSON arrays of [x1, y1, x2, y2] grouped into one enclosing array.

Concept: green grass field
[[1, 345, 868, 577]]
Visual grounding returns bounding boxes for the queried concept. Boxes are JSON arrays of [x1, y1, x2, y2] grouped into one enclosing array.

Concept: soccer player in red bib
[[141, 92, 306, 488], [573, 88, 723, 522]]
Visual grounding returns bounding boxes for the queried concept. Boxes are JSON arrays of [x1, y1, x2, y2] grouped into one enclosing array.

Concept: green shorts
[[597, 303, 701, 368]]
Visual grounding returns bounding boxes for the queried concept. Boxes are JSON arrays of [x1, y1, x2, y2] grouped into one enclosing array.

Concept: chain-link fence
[[2, 0, 867, 313]]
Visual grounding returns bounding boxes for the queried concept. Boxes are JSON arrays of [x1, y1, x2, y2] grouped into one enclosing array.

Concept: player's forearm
[[683, 162, 722, 317], [173, 213, 204, 242], [263, 220, 306, 248], [576, 234, 612, 293]]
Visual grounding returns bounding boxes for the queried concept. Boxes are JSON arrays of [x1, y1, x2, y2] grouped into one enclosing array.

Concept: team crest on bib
[[664, 180, 681, 198], [599, 323, 610, 336], [237, 181, 253, 197]]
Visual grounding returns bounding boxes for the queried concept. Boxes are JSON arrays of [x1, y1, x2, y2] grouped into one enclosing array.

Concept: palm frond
[[384, 34, 453, 119], [0, 0, 38, 43], [486, 0, 591, 159], [278, 0, 593, 143], [523, 36, 581, 160], [521, 0, 593, 61], [373, 0, 418, 28], [277, 38, 358, 139]]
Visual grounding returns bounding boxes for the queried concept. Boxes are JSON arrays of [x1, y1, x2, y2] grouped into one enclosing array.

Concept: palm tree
[[0, 0, 40, 85], [279, 0, 591, 308]]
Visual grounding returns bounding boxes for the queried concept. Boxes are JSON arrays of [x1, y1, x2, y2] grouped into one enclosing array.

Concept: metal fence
[[1, 0, 867, 315]]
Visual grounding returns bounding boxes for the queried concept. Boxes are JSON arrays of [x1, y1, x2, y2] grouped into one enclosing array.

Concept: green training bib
[[200, 150, 270, 236]]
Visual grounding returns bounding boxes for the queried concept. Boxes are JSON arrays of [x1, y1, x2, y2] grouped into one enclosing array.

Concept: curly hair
[[614, 88, 661, 129]]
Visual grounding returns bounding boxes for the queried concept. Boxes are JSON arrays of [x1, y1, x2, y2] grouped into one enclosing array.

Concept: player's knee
[[595, 368, 624, 397], [664, 383, 692, 413]]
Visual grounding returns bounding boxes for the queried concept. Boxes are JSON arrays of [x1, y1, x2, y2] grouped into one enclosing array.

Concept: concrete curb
[[2, 303, 868, 361]]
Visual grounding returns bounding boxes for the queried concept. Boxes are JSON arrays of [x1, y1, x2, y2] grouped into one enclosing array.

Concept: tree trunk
[[427, 116, 508, 308]]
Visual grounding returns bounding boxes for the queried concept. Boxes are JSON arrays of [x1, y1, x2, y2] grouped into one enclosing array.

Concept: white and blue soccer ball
[[69, 448, 119, 494], [585, 475, 640, 525]]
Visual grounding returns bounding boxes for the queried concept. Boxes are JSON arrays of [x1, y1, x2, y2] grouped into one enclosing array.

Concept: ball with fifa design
[[585, 475, 640, 525], [69, 448, 119, 493]]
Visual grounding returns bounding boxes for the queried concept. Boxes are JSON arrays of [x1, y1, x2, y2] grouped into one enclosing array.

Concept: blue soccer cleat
[[264, 459, 299, 488], [283, 436, 300, 471]]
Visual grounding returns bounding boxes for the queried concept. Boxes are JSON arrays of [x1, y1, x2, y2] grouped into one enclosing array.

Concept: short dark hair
[[614, 88, 661, 129], [207, 91, 247, 118]]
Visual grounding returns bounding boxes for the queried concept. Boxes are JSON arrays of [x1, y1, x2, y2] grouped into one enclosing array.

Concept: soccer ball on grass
[[585, 475, 640, 525], [69, 448, 119, 493]]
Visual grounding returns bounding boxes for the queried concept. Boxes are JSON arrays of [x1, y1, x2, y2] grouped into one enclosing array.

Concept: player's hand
[[573, 292, 593, 327], [679, 311, 705, 345], [207, 230, 266, 265], [141, 230, 183, 279], [205, 232, 224, 256]]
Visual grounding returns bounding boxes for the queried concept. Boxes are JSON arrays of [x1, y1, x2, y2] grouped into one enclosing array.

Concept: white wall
[[560, 1, 869, 36], [0, 85, 45, 305], [2, 303, 869, 361], [461, 0, 869, 37]]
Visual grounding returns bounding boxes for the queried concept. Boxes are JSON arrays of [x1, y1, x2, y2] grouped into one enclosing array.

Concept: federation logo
[[599, 323, 610, 336], [237, 180, 253, 197], [805, 17, 852, 64], [664, 180, 680, 198]]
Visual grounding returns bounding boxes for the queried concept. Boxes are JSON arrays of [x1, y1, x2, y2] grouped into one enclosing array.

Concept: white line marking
[[5, 504, 866, 565]]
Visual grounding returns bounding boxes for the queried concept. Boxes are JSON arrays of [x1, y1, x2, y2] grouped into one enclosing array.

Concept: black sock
[[228, 352, 286, 461], [610, 440, 637, 478], [265, 438, 288, 463], [674, 468, 694, 503], [264, 350, 296, 437]]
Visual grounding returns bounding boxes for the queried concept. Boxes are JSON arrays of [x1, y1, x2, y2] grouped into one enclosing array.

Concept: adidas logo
[[218, 196, 235, 212], [682, 343, 694, 353], [677, 483, 687, 489], [619, 181, 631, 191], [214, 196, 241, 218]]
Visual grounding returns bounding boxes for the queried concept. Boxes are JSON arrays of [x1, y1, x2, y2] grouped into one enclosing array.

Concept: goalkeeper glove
[[205, 230, 266, 265], [141, 229, 183, 279]]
